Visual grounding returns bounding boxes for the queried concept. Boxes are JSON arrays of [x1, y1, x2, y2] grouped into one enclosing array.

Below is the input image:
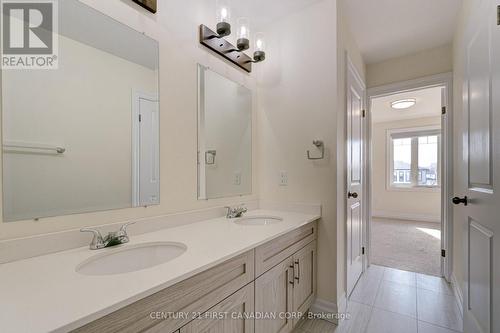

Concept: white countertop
[[0, 209, 320, 333]]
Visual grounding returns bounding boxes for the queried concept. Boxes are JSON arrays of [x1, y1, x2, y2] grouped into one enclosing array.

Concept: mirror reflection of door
[[132, 93, 160, 207]]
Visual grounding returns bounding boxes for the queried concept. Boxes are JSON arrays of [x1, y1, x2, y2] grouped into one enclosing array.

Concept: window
[[388, 127, 441, 189]]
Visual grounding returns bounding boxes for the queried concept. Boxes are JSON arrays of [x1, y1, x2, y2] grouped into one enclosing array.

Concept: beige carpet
[[371, 217, 441, 276]]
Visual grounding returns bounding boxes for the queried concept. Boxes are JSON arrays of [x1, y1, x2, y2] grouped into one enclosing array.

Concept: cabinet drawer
[[255, 221, 317, 276], [72, 251, 254, 333], [178, 283, 254, 333]]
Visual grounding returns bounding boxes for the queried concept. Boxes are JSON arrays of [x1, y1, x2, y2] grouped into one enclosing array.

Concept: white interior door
[[459, 1, 499, 332], [346, 60, 365, 296], [132, 93, 159, 207]]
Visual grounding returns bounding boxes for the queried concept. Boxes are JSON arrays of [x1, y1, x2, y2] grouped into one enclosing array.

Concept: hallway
[[294, 265, 462, 333]]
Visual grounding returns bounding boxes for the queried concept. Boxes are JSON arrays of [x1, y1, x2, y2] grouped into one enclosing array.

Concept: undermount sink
[[76, 242, 187, 276], [234, 215, 284, 226]]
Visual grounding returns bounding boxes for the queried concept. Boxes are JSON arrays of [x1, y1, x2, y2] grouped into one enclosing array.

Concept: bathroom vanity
[[0, 208, 320, 333], [73, 220, 316, 333]]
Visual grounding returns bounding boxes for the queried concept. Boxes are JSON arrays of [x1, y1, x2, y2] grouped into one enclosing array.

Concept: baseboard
[[451, 273, 464, 316], [372, 210, 440, 223], [310, 293, 346, 325]]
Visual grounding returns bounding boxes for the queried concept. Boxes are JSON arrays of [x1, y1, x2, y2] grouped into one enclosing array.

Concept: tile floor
[[293, 265, 462, 333]]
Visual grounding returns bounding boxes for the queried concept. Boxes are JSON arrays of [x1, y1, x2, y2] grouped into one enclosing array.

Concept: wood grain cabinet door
[[255, 257, 294, 333], [292, 241, 316, 324], [179, 283, 254, 333]]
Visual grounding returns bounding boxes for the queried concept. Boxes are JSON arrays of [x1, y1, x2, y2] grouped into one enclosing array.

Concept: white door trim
[[366, 72, 453, 281], [132, 90, 159, 207]]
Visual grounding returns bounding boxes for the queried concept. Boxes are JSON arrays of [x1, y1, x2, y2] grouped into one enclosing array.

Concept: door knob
[[348, 192, 358, 199], [452, 196, 468, 206]]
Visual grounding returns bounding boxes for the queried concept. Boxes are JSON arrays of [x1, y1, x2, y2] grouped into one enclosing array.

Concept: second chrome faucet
[[225, 204, 247, 219]]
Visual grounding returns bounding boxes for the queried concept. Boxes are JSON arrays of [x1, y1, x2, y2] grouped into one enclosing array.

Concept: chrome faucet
[[80, 221, 136, 250], [225, 204, 248, 219]]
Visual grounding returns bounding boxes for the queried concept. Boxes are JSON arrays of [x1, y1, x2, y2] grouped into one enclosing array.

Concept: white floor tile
[[383, 267, 417, 286], [365, 308, 417, 333], [416, 273, 454, 295], [365, 265, 385, 281], [350, 274, 382, 306], [418, 321, 462, 333], [339, 301, 372, 333], [374, 280, 417, 317], [295, 318, 339, 332], [417, 289, 463, 332]]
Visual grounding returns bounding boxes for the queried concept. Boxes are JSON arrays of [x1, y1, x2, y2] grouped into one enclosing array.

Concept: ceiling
[[344, 0, 462, 64], [371, 86, 442, 123], [231, 0, 324, 30]]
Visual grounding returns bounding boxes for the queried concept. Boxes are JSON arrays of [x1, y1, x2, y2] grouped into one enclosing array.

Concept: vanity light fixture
[[391, 98, 416, 110], [199, 2, 266, 73]]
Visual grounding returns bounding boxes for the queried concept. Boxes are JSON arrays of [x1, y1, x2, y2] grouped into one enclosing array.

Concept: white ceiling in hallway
[[371, 86, 442, 123], [344, 0, 462, 64]]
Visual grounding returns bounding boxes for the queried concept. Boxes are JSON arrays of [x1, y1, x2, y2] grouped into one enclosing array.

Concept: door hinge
[[441, 106, 446, 115], [497, 5, 500, 25], [441, 249, 446, 258], [139, 114, 142, 122], [362, 247, 365, 255], [362, 109, 366, 118]]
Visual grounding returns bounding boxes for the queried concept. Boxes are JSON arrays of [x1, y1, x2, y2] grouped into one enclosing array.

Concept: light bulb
[[240, 26, 247, 37], [255, 32, 265, 52], [255, 39, 264, 51], [237, 17, 250, 39], [220, 7, 228, 21], [216, 0, 231, 23]]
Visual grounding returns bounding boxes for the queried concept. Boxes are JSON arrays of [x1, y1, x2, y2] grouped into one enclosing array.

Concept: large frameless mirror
[[1, 0, 160, 221], [197, 65, 252, 200]]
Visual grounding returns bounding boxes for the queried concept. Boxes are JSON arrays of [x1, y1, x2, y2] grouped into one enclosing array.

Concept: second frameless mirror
[[197, 65, 252, 199]]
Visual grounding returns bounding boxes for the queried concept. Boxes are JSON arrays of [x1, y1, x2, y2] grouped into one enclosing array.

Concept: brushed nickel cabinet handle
[[294, 260, 300, 282]]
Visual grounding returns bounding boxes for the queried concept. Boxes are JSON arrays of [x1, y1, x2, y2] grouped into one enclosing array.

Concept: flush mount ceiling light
[[391, 98, 416, 110]]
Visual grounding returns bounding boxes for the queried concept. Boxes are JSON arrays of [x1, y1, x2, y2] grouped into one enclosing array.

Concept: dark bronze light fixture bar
[[199, 24, 254, 73]]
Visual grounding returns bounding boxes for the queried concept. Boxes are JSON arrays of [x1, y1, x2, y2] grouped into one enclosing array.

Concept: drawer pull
[[294, 260, 300, 282], [289, 265, 295, 286]]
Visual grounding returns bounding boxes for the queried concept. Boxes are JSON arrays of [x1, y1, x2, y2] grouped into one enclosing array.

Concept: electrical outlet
[[279, 171, 288, 186], [234, 172, 242, 185]]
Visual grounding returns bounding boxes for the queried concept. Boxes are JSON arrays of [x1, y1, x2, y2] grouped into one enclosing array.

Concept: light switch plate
[[234, 172, 242, 185], [279, 171, 288, 186]]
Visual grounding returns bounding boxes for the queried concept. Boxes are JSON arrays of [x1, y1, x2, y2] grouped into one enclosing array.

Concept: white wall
[[0, 0, 259, 239], [2, 35, 157, 221], [366, 44, 453, 88], [257, 0, 339, 304], [256, 0, 365, 307], [371, 117, 441, 222]]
